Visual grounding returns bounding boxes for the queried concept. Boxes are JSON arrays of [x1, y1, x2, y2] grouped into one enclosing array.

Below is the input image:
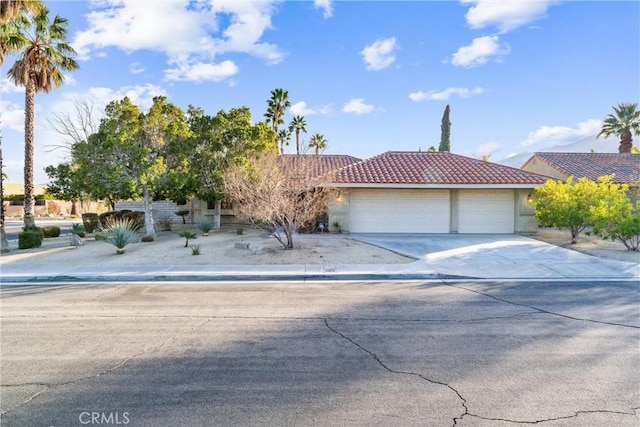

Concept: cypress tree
[[439, 104, 451, 152]]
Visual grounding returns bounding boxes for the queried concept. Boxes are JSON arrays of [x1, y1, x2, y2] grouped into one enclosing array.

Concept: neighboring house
[[328, 151, 551, 234], [520, 152, 640, 183], [521, 152, 640, 200]]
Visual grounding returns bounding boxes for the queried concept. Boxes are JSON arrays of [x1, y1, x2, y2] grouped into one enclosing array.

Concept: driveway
[[1, 280, 638, 426], [352, 234, 640, 280]]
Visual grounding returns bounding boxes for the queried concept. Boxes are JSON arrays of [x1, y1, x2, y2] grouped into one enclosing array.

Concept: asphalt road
[[1, 280, 638, 426]]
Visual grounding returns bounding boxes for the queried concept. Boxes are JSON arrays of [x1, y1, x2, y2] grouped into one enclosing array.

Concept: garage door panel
[[458, 190, 514, 233], [349, 189, 450, 233]]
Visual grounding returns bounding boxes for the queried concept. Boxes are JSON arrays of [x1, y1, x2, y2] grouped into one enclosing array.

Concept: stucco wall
[[521, 159, 566, 181], [327, 190, 350, 233], [514, 188, 538, 235]]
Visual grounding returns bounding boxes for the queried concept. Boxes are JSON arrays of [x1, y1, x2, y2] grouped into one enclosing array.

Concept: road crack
[[323, 318, 469, 426], [443, 281, 640, 329]]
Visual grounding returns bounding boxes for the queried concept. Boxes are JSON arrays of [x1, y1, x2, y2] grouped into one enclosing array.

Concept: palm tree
[[288, 115, 307, 155], [597, 102, 640, 153], [6, 8, 78, 226], [308, 133, 327, 155], [277, 128, 291, 154], [0, 0, 44, 25], [264, 88, 290, 143]]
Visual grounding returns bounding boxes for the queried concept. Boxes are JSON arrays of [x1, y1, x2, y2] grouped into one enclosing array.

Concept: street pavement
[[1, 279, 638, 426]]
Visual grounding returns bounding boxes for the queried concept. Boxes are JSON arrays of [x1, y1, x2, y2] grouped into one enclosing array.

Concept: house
[[521, 152, 640, 200], [520, 152, 640, 183], [328, 151, 551, 234], [115, 154, 362, 225]]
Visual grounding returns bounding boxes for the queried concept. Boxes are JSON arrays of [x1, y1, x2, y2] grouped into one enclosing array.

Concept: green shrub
[[198, 218, 214, 235], [191, 244, 201, 255], [235, 226, 244, 235], [175, 209, 190, 224], [122, 211, 145, 231], [18, 230, 43, 249], [96, 218, 140, 254], [42, 225, 61, 238], [71, 223, 86, 237], [81, 213, 99, 233], [158, 216, 173, 231]]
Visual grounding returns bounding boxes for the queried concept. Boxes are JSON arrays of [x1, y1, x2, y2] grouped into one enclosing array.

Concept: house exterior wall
[[327, 187, 540, 234], [328, 190, 351, 233], [521, 159, 566, 181], [514, 189, 538, 235]]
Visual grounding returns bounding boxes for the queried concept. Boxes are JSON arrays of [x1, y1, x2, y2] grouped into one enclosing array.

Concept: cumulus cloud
[[290, 101, 331, 116], [360, 37, 397, 71], [461, 0, 553, 33], [0, 100, 24, 132], [314, 0, 333, 18], [0, 78, 24, 94], [450, 35, 510, 68], [82, 84, 168, 111], [165, 60, 239, 83], [72, 0, 284, 82], [342, 98, 375, 115], [409, 87, 484, 102], [520, 119, 603, 147]]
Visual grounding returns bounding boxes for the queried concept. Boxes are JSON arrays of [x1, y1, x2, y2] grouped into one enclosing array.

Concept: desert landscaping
[[1, 222, 637, 268]]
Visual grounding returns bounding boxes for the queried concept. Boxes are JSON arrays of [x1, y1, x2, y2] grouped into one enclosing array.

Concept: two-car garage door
[[348, 189, 515, 233]]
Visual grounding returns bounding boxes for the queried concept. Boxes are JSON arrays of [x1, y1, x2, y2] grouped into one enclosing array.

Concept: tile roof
[[524, 153, 640, 183], [278, 154, 362, 179], [333, 151, 550, 185]]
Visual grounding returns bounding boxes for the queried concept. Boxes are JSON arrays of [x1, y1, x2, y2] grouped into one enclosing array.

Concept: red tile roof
[[523, 153, 640, 183], [333, 151, 550, 185], [278, 154, 362, 179]]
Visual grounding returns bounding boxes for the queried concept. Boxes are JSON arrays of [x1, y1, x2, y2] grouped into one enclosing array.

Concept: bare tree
[[46, 97, 99, 154], [224, 151, 333, 249]]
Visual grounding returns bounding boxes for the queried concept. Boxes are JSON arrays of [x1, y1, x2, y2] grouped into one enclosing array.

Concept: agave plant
[[97, 218, 140, 254], [197, 218, 214, 235]]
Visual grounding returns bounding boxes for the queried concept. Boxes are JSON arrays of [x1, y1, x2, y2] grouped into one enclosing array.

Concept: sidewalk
[[1, 234, 638, 283]]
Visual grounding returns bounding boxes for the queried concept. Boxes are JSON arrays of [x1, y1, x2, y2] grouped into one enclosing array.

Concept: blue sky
[[1, 0, 639, 184]]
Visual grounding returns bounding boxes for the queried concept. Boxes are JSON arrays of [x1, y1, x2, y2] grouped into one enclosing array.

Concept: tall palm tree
[[288, 115, 307, 155], [264, 88, 290, 143], [6, 8, 78, 226], [597, 102, 640, 153], [277, 128, 291, 154], [0, 0, 44, 25], [308, 133, 327, 155]]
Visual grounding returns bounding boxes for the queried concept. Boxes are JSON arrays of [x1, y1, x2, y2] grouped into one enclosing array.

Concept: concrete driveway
[[352, 234, 640, 280]]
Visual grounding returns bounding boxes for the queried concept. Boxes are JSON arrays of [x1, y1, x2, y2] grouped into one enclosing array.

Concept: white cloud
[[130, 62, 145, 74], [461, 0, 553, 33], [0, 100, 24, 132], [164, 60, 239, 83], [342, 98, 375, 115], [450, 35, 510, 68], [0, 78, 24, 94], [83, 84, 168, 111], [360, 37, 397, 71], [72, 0, 284, 83], [409, 87, 484, 101], [474, 142, 501, 155], [314, 0, 333, 18], [520, 119, 603, 147], [290, 101, 331, 116]]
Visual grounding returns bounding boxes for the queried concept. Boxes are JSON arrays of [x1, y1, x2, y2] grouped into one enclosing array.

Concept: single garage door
[[349, 189, 450, 233], [458, 190, 514, 233]]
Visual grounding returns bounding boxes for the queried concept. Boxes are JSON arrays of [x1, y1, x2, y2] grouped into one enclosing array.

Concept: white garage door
[[458, 190, 514, 233], [349, 189, 450, 233]]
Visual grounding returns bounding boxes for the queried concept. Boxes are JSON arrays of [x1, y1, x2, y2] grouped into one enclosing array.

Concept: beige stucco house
[[328, 151, 551, 235]]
